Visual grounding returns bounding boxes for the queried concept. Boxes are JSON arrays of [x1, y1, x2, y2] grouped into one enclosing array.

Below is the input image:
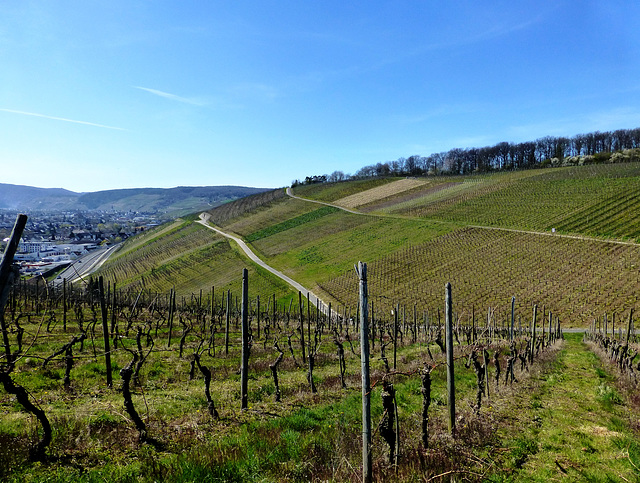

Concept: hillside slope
[[98, 163, 640, 326], [0, 183, 79, 210], [0, 183, 270, 215]]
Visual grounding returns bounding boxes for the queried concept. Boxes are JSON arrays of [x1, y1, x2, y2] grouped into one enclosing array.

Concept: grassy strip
[[245, 205, 339, 242], [489, 333, 640, 482]]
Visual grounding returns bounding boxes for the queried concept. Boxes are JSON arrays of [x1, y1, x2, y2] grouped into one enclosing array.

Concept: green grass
[[245, 205, 339, 242], [490, 333, 640, 482]]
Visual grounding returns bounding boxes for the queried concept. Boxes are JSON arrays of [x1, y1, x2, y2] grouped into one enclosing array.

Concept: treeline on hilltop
[[294, 127, 640, 186]]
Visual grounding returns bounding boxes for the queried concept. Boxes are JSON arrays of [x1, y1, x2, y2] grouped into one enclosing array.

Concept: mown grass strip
[[490, 333, 640, 482], [245, 205, 339, 242]]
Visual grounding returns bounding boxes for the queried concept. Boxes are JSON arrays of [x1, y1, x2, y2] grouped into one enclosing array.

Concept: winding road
[[53, 244, 120, 287], [197, 213, 333, 315]]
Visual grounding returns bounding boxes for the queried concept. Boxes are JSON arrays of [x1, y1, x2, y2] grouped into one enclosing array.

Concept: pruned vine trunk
[[0, 369, 52, 461], [120, 352, 148, 443], [270, 340, 284, 402], [194, 354, 219, 419], [420, 366, 432, 449]]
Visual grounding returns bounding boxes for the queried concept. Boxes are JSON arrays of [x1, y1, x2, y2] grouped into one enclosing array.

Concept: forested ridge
[[300, 126, 640, 185]]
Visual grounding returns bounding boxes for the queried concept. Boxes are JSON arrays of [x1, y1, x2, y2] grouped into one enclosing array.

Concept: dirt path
[[497, 333, 639, 481], [196, 213, 331, 314]]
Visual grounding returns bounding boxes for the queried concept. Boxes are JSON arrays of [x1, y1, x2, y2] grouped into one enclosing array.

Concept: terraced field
[[98, 162, 640, 329], [318, 226, 640, 326], [372, 163, 640, 241], [333, 178, 430, 208]]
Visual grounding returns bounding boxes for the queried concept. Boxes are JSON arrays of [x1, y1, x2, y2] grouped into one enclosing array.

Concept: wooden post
[[167, 287, 175, 347], [530, 305, 537, 364], [98, 276, 113, 387], [210, 286, 215, 319], [370, 301, 375, 350], [356, 262, 372, 483], [299, 291, 306, 364], [612, 312, 616, 341], [626, 309, 634, 345], [240, 269, 249, 410], [393, 304, 399, 370], [62, 278, 67, 332], [225, 290, 231, 355], [445, 282, 455, 435], [307, 292, 312, 355], [0, 214, 27, 364], [111, 282, 117, 334], [256, 295, 261, 340], [510, 296, 515, 342], [273, 293, 277, 331]]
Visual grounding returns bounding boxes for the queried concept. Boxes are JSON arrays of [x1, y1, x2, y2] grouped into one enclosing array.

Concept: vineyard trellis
[[584, 309, 640, 384], [1, 218, 573, 481]]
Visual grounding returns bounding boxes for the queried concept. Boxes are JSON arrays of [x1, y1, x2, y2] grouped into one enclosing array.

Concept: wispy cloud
[[0, 108, 126, 130], [134, 86, 206, 106]]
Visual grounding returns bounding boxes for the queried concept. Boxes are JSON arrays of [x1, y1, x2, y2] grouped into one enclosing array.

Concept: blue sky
[[2, 1, 640, 192]]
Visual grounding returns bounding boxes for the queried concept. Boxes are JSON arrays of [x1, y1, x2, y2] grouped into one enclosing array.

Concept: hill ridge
[[0, 182, 271, 214]]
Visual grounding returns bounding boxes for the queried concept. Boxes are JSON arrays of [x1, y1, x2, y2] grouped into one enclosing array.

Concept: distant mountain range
[[0, 183, 272, 215]]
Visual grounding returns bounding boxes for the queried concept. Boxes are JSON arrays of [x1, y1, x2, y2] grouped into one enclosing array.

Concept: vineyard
[[5, 257, 629, 482], [371, 164, 640, 241], [1, 261, 640, 481], [297, 163, 640, 242], [3, 161, 640, 481], [318, 226, 640, 326], [291, 177, 396, 204]]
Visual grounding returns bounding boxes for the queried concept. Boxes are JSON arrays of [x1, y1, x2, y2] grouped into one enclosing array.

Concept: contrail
[[134, 86, 204, 106], [0, 108, 126, 130]]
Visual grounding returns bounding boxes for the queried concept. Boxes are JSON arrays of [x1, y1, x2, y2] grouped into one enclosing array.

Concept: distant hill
[[0, 183, 80, 211], [0, 183, 271, 215]]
